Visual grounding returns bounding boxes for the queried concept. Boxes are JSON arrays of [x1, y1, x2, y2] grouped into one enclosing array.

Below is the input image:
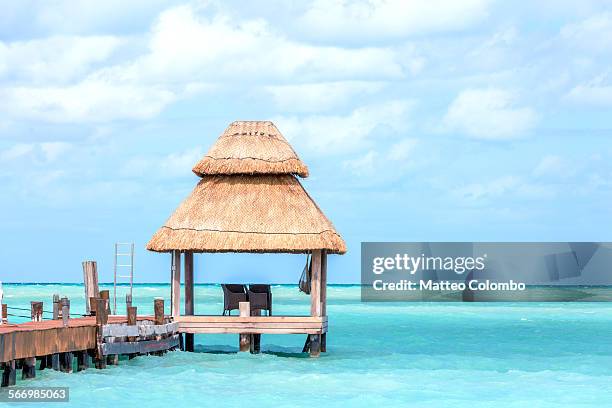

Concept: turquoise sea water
[[2, 283, 612, 407]]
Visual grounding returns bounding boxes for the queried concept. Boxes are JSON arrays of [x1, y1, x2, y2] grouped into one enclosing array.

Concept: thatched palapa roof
[[147, 121, 346, 254], [192, 121, 309, 177]]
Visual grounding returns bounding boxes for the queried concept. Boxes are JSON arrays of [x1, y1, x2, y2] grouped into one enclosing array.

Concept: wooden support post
[[250, 333, 261, 354], [152, 298, 165, 356], [59, 352, 73, 373], [0, 283, 3, 325], [76, 351, 89, 371], [1, 361, 16, 387], [171, 251, 181, 318], [39, 356, 49, 370], [154, 298, 165, 325], [310, 250, 322, 317], [127, 306, 137, 326], [239, 302, 251, 352], [22, 357, 36, 379], [309, 334, 321, 357], [250, 310, 261, 354], [52, 294, 60, 319], [99, 290, 111, 316], [127, 306, 137, 358], [96, 298, 109, 323], [321, 250, 327, 352], [31, 301, 43, 322], [106, 353, 119, 366], [302, 336, 311, 353], [1, 303, 7, 324], [61, 297, 70, 327], [184, 251, 194, 352], [89, 297, 97, 316], [82, 261, 99, 315], [321, 332, 327, 353], [95, 298, 108, 369], [52, 294, 60, 370]]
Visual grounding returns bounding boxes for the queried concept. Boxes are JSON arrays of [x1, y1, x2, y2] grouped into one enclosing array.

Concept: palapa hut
[[147, 121, 345, 356]]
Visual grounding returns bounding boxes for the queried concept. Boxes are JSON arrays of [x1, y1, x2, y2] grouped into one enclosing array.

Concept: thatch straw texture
[[192, 121, 309, 177], [147, 175, 345, 254]]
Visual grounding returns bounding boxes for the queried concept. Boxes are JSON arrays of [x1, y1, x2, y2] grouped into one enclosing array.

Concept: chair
[[221, 284, 247, 315], [247, 284, 272, 316]]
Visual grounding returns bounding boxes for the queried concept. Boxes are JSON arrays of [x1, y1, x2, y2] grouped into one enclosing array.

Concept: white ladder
[[113, 242, 134, 315]]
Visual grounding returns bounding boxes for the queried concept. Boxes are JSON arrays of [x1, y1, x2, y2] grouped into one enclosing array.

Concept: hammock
[[298, 254, 311, 294]]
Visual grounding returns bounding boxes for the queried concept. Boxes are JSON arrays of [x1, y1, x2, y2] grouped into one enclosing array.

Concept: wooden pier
[[0, 295, 179, 387]]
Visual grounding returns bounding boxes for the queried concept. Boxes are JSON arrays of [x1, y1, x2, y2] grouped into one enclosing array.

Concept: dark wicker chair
[[221, 284, 247, 315], [247, 284, 272, 316]]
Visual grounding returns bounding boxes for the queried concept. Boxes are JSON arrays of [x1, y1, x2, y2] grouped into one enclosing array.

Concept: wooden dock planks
[[0, 316, 155, 363], [176, 315, 328, 335]]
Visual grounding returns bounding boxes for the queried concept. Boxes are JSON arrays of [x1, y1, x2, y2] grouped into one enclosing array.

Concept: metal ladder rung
[[116, 264, 133, 267], [117, 275, 132, 279], [116, 253, 132, 256]]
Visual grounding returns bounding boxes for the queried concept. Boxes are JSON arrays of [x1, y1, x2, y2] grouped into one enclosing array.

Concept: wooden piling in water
[[154, 298, 164, 325], [21, 357, 36, 379], [309, 334, 321, 357], [94, 298, 108, 369], [82, 261, 99, 315], [239, 302, 251, 352], [184, 251, 194, 352], [153, 298, 165, 355], [61, 298, 70, 327], [59, 352, 73, 373], [76, 351, 89, 371], [249, 309, 262, 354], [52, 294, 61, 370], [127, 306, 137, 359], [2, 304, 7, 324], [100, 290, 111, 316], [1, 360, 16, 387]]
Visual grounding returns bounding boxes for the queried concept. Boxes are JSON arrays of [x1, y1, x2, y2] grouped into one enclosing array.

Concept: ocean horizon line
[[0, 282, 362, 286]]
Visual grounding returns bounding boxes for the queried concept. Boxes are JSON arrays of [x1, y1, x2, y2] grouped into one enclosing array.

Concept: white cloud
[[159, 148, 204, 178], [0, 4, 407, 123], [264, 81, 385, 113], [1, 80, 175, 123], [0, 141, 72, 163], [276, 100, 414, 155], [442, 88, 538, 139], [342, 138, 418, 176], [342, 150, 378, 176], [454, 175, 520, 201], [121, 5, 404, 83], [40, 142, 73, 161], [560, 12, 612, 53], [0, 35, 121, 84], [565, 72, 612, 107], [388, 139, 418, 161], [566, 84, 612, 106], [0, 143, 35, 161], [533, 155, 565, 178], [452, 175, 554, 203], [121, 147, 204, 179], [299, 0, 490, 42]]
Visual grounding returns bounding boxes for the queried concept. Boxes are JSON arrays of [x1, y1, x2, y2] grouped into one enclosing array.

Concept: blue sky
[[1, 0, 611, 284]]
